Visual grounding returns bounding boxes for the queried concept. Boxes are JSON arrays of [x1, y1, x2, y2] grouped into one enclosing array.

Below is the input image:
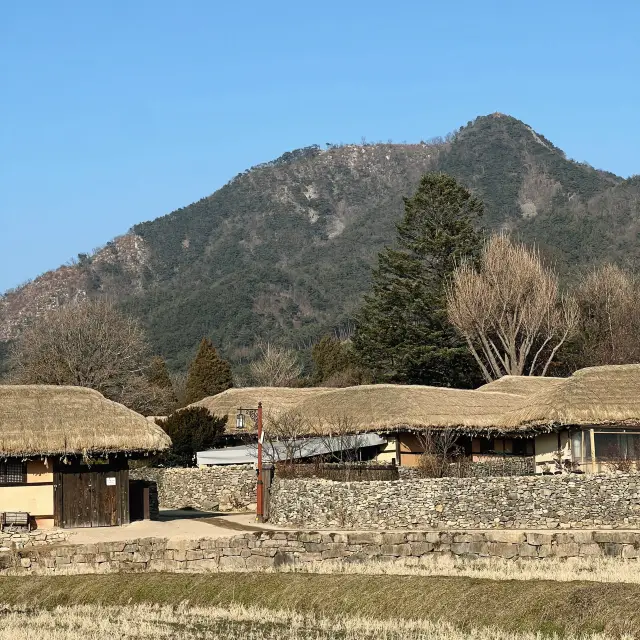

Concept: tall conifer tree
[[147, 355, 177, 409], [184, 338, 233, 404], [353, 173, 483, 387]]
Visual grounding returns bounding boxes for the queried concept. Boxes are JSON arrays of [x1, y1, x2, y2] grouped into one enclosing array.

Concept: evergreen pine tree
[[311, 335, 353, 383], [147, 356, 177, 408], [184, 338, 234, 404], [148, 356, 173, 389], [353, 173, 484, 387]]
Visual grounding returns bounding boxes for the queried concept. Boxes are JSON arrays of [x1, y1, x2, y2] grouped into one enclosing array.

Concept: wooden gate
[[54, 459, 129, 528]]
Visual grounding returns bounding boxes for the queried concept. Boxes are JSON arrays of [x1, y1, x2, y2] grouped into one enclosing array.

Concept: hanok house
[[189, 364, 640, 473], [497, 364, 640, 473], [0, 385, 170, 529]]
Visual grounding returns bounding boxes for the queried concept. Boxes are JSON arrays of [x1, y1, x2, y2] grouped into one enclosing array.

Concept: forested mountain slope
[[2, 114, 638, 371]]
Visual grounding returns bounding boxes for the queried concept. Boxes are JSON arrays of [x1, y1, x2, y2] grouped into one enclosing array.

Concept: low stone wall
[[269, 473, 640, 529], [5, 529, 640, 574], [0, 528, 68, 551], [130, 466, 256, 512], [397, 456, 535, 480]]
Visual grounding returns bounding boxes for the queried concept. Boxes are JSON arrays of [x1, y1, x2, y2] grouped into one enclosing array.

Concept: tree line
[[5, 172, 640, 408]]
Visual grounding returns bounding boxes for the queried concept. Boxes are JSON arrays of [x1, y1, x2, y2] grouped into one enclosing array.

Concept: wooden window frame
[[0, 460, 26, 484]]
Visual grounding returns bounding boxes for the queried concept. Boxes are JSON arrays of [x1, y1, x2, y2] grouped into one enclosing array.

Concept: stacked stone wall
[[130, 466, 255, 512], [0, 528, 68, 551], [269, 473, 640, 529], [6, 529, 640, 574]]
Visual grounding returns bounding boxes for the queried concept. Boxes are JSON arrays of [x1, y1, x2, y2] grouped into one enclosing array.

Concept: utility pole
[[256, 402, 264, 522]]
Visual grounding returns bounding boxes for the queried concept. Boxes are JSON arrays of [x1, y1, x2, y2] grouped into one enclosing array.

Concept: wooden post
[[262, 463, 274, 521]]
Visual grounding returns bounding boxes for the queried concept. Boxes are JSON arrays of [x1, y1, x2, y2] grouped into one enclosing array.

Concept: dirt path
[[66, 511, 278, 544]]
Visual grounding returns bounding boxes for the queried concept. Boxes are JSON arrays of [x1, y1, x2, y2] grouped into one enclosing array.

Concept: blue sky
[[1, 0, 639, 292]]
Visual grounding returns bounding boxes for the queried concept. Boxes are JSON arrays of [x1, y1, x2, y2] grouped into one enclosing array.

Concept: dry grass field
[[0, 603, 633, 640], [1, 573, 640, 638], [282, 555, 640, 584]]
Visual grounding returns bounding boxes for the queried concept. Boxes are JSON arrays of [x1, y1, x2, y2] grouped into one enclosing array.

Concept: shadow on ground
[[158, 509, 265, 531]]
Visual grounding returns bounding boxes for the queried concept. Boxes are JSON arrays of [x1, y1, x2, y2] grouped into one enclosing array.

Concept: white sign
[[106, 477, 116, 486]]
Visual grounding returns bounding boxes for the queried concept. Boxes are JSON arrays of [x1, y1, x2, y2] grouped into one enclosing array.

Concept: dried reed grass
[[0, 603, 630, 640], [279, 554, 640, 584]]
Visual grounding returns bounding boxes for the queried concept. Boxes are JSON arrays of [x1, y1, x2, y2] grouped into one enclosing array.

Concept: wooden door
[[60, 470, 93, 528], [54, 460, 129, 528], [92, 469, 119, 526]]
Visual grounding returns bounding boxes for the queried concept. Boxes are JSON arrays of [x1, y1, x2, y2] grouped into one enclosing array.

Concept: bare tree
[[313, 413, 367, 463], [261, 409, 315, 470], [573, 263, 640, 366], [249, 342, 303, 387], [8, 299, 166, 414], [416, 429, 466, 478], [447, 234, 579, 381]]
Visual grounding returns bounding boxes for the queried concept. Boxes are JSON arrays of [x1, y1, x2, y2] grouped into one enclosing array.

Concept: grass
[[0, 603, 633, 640], [0, 573, 640, 637], [279, 555, 640, 584]]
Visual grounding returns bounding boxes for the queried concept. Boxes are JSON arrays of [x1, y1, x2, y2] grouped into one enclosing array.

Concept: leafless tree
[[447, 234, 579, 381], [249, 342, 303, 387], [415, 429, 466, 478], [260, 409, 316, 471], [573, 263, 640, 366], [8, 299, 167, 414], [313, 413, 367, 463]]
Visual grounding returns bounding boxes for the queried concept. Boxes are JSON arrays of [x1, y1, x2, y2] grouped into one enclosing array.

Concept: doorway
[[54, 459, 129, 528]]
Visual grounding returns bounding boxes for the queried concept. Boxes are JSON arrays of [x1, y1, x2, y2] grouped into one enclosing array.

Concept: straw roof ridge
[[192, 365, 640, 437], [0, 385, 171, 457], [476, 375, 565, 397], [501, 364, 640, 429], [272, 384, 528, 434]]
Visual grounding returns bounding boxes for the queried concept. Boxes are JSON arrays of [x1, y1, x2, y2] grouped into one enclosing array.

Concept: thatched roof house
[[196, 365, 640, 435], [193, 365, 640, 472], [0, 385, 171, 457], [0, 385, 170, 529], [502, 364, 640, 430]]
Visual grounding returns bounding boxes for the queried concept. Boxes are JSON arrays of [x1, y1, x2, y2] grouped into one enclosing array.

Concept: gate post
[[261, 463, 274, 522]]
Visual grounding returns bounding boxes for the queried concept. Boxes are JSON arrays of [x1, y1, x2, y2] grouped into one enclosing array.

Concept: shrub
[[155, 407, 226, 467]]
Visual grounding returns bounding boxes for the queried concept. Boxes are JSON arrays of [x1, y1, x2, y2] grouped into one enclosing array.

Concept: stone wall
[[5, 529, 640, 574], [269, 473, 640, 529], [0, 528, 68, 551], [130, 466, 256, 512]]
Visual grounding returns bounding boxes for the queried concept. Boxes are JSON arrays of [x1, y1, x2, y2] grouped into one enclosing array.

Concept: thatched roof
[[192, 384, 526, 435], [191, 365, 640, 437], [502, 364, 640, 429], [192, 387, 333, 426], [476, 375, 564, 397], [293, 385, 524, 434], [0, 385, 171, 457]]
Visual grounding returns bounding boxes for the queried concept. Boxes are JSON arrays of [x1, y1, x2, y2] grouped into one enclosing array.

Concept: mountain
[[2, 114, 639, 372]]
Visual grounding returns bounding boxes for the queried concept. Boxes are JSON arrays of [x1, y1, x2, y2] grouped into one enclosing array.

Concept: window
[[512, 439, 531, 456], [0, 460, 26, 484], [479, 438, 495, 454], [594, 431, 640, 461]]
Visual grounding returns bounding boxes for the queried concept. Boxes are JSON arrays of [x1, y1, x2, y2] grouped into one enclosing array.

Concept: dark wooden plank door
[[61, 471, 93, 528], [93, 470, 119, 526], [55, 460, 128, 528]]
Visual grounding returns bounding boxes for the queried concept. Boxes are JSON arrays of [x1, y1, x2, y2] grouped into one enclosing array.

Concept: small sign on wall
[[106, 477, 116, 486]]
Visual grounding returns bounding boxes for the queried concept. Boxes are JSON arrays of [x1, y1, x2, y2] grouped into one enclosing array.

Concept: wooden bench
[[1, 512, 31, 532]]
